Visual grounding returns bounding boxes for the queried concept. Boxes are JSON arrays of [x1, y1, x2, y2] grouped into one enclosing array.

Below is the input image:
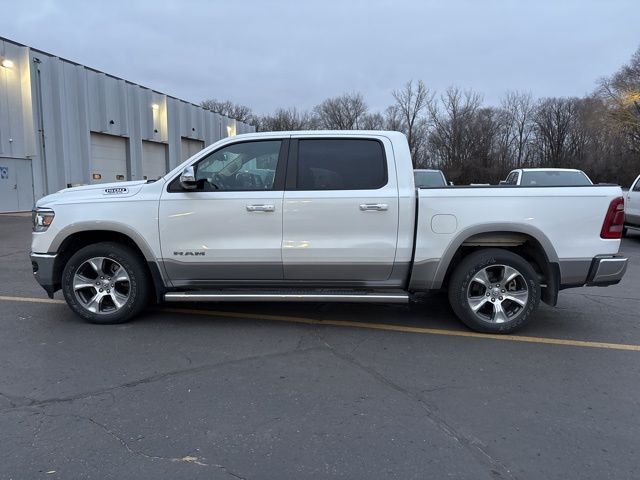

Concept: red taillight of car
[[600, 197, 625, 239]]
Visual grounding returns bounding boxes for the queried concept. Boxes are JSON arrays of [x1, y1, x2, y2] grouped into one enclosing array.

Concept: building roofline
[[0, 34, 231, 117]]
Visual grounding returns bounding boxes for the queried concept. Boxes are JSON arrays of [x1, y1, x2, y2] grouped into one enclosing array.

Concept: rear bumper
[[586, 254, 628, 287], [30, 252, 58, 298]]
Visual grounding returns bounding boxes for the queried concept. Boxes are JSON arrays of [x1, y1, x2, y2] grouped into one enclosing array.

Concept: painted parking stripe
[[1, 295, 639, 352], [161, 307, 640, 352], [0, 295, 65, 304]]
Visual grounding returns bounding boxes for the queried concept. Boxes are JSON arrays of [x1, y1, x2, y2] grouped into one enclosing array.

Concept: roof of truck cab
[[233, 130, 408, 138]]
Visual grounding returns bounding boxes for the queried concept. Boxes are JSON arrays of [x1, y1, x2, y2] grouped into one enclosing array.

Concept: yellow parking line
[[161, 307, 640, 352], [1, 295, 639, 352], [0, 295, 65, 304]]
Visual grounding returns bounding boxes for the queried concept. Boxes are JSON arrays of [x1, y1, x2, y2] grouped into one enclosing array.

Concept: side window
[[506, 172, 517, 185], [634, 178, 640, 192], [172, 140, 282, 192], [296, 139, 387, 190]]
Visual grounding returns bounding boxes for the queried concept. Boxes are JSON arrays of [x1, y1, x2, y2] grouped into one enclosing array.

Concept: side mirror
[[180, 166, 197, 190], [448, 181, 454, 186]]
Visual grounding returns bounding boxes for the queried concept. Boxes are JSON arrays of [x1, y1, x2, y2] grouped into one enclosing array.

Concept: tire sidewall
[[62, 243, 147, 324], [449, 249, 540, 333]]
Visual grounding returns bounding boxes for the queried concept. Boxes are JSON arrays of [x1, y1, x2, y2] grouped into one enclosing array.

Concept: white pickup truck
[[30, 131, 628, 333]]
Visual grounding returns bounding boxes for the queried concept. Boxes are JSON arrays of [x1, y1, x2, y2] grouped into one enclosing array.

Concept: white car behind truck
[[502, 168, 593, 186], [624, 174, 640, 234], [30, 131, 628, 333]]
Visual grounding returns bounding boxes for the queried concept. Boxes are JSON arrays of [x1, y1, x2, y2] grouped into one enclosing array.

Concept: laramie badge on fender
[[173, 251, 205, 256], [104, 187, 129, 195]]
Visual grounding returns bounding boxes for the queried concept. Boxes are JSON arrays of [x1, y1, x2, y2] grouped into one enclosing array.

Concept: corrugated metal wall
[[0, 36, 255, 208]]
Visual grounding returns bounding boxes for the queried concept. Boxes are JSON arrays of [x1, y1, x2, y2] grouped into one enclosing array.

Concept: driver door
[[159, 138, 288, 287]]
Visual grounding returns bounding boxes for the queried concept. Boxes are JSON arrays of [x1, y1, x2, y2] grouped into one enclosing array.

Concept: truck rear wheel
[[61, 242, 150, 324], [448, 248, 540, 333]]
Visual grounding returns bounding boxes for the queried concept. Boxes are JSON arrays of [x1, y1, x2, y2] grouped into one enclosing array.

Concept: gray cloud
[[2, 0, 638, 114]]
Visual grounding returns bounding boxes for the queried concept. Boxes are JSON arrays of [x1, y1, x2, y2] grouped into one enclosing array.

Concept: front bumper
[[586, 254, 628, 287], [30, 252, 59, 298]]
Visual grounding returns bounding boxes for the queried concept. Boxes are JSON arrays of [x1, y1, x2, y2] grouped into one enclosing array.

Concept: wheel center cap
[[491, 287, 501, 297]]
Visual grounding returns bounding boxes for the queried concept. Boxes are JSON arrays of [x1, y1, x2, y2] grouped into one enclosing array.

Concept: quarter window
[[296, 139, 387, 190]]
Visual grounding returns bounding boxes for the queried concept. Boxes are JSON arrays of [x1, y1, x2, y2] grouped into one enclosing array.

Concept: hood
[[35, 180, 150, 208]]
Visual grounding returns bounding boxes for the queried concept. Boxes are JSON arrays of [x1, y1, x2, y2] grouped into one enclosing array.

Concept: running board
[[164, 291, 409, 304]]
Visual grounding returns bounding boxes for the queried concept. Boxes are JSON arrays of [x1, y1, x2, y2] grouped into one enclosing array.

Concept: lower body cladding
[[30, 252, 628, 302]]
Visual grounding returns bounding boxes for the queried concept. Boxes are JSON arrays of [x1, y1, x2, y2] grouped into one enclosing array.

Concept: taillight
[[600, 197, 625, 239]]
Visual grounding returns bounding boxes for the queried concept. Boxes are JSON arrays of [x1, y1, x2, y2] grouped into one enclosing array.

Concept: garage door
[[181, 138, 205, 162], [90, 133, 128, 184], [0, 158, 34, 213], [142, 141, 168, 180]]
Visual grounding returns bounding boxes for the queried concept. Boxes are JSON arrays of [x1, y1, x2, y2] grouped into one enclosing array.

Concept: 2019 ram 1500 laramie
[[30, 131, 628, 333]]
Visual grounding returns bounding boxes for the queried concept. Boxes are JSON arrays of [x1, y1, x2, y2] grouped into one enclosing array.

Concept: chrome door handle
[[359, 203, 388, 211], [246, 204, 275, 212]]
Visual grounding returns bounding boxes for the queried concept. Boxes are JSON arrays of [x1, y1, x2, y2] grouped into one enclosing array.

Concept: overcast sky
[[1, 0, 638, 114]]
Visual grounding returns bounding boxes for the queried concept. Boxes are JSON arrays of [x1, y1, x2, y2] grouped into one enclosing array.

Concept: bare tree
[[200, 98, 257, 125], [598, 46, 640, 153], [391, 80, 432, 165], [359, 112, 385, 130], [427, 87, 484, 181], [313, 92, 368, 129], [258, 107, 314, 131], [531, 97, 579, 167], [501, 91, 535, 168]]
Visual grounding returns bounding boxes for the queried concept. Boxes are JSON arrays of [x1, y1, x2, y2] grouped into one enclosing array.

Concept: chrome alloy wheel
[[72, 257, 131, 314], [466, 264, 529, 324]]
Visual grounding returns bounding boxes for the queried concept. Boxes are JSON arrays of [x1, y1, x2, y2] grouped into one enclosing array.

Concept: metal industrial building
[[0, 36, 254, 213]]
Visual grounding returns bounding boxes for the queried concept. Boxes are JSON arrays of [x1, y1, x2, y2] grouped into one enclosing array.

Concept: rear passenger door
[[282, 136, 399, 281]]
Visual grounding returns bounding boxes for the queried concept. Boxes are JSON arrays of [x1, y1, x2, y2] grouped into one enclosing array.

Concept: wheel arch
[[51, 226, 166, 302], [413, 223, 560, 306]]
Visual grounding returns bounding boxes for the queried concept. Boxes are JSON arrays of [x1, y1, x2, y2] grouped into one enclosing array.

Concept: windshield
[[414, 170, 446, 187], [519, 171, 592, 186]]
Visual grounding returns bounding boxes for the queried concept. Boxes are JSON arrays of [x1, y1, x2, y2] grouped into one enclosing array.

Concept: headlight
[[32, 208, 55, 232]]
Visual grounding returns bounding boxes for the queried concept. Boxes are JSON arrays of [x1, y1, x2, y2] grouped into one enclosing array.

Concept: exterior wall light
[[1, 58, 14, 69]]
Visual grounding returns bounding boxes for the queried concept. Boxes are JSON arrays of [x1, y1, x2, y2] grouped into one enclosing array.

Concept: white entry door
[[0, 158, 34, 213]]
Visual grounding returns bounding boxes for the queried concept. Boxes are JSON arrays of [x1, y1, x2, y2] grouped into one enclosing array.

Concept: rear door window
[[295, 139, 387, 190]]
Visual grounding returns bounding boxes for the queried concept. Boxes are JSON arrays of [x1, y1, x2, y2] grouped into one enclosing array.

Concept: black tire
[[622, 226, 628, 237], [61, 242, 150, 324], [447, 248, 540, 333]]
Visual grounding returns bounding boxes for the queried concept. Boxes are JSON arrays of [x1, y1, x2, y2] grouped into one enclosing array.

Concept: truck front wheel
[[448, 249, 540, 333], [61, 242, 150, 324]]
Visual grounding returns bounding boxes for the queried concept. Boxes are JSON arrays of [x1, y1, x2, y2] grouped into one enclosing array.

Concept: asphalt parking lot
[[1, 214, 639, 480]]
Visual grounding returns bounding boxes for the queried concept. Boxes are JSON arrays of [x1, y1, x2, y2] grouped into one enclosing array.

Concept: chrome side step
[[164, 291, 409, 304]]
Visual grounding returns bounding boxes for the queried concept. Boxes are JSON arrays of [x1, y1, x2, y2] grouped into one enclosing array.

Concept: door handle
[[246, 204, 275, 212], [359, 203, 388, 211]]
